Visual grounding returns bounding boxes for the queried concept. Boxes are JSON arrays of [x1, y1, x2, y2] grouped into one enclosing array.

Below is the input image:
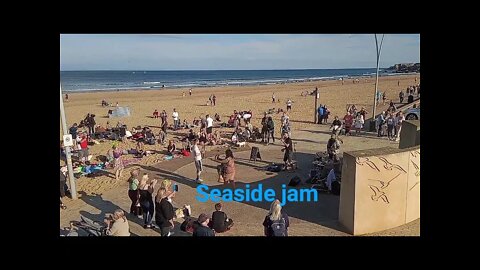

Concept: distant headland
[[386, 63, 420, 73]]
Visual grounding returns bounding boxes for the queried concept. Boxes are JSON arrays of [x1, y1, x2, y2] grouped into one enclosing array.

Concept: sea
[[60, 68, 408, 92]]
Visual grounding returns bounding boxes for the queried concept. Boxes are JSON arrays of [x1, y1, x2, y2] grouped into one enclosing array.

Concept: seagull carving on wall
[[369, 185, 390, 204], [356, 157, 380, 172], [368, 173, 402, 190], [411, 161, 420, 177], [378, 157, 407, 174]]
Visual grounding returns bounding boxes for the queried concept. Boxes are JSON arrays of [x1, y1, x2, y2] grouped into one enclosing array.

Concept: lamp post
[[314, 87, 319, 123], [372, 34, 385, 126], [60, 83, 77, 199]]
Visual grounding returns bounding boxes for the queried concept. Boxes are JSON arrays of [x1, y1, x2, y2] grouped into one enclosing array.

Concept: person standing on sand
[[215, 149, 236, 188], [111, 144, 124, 180], [192, 139, 203, 184], [172, 108, 179, 130], [386, 113, 395, 141], [212, 94, 216, 106], [267, 116, 275, 145], [261, 112, 268, 143], [395, 111, 405, 141], [399, 90, 405, 103], [65, 94, 69, 101], [286, 99, 292, 111], [318, 105, 324, 124], [272, 92, 276, 103], [398, 80, 400, 86], [189, 89, 192, 96], [323, 105, 330, 124]]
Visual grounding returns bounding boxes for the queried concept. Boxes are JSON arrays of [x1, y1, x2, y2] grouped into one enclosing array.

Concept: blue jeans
[[141, 199, 154, 226]]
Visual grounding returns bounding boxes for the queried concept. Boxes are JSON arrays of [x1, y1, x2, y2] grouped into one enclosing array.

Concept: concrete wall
[[339, 146, 420, 235], [399, 120, 420, 149]]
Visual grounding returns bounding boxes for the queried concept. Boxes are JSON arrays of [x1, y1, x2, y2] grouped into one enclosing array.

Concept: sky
[[60, 34, 420, 71]]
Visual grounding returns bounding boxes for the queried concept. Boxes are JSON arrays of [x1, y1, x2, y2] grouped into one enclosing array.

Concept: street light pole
[[60, 83, 77, 199], [372, 34, 385, 126], [314, 87, 318, 123]]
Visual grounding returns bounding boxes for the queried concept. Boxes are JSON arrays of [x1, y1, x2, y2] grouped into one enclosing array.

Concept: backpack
[[270, 218, 287, 236]]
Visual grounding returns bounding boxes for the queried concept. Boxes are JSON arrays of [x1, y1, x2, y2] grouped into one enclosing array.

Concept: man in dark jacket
[[193, 213, 215, 237]]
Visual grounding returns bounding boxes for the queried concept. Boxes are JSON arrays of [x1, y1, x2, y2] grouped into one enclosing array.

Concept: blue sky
[[60, 34, 420, 70]]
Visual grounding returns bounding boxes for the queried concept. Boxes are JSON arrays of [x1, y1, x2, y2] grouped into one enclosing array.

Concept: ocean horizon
[[60, 68, 414, 92]]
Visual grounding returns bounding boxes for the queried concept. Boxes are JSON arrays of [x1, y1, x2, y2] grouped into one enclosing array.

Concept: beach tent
[[108, 107, 131, 118]]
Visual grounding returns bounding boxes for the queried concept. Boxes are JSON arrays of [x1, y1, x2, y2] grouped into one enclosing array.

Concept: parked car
[[404, 107, 420, 120]]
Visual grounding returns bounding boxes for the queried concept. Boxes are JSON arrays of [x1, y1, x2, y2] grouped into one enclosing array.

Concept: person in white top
[[172, 108, 179, 130], [286, 99, 292, 111], [192, 139, 203, 183], [206, 114, 214, 137], [395, 111, 405, 141]]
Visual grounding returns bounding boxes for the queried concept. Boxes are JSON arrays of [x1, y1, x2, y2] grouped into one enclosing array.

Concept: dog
[[236, 141, 247, 147]]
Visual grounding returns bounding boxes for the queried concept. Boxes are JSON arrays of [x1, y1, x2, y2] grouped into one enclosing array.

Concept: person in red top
[[343, 112, 354, 136], [79, 133, 89, 163]]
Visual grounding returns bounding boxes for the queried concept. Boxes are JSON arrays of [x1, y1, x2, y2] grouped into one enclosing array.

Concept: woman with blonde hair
[[111, 144, 124, 180], [138, 173, 157, 228], [155, 179, 176, 236], [262, 199, 290, 236], [105, 209, 130, 236], [127, 169, 142, 217]]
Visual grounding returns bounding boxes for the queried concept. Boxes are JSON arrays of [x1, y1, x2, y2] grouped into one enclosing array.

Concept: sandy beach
[[61, 74, 419, 195]]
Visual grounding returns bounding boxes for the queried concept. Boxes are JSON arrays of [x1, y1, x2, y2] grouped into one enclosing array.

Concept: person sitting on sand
[[135, 139, 146, 157], [231, 132, 239, 145], [211, 130, 223, 145], [214, 113, 221, 122], [167, 140, 176, 156], [199, 129, 208, 145], [209, 203, 233, 233], [153, 109, 159, 118], [104, 209, 130, 236], [263, 199, 289, 237], [193, 117, 200, 127], [181, 129, 193, 142], [193, 213, 215, 237]]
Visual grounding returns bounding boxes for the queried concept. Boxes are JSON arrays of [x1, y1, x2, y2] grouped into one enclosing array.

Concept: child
[[209, 203, 233, 233]]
